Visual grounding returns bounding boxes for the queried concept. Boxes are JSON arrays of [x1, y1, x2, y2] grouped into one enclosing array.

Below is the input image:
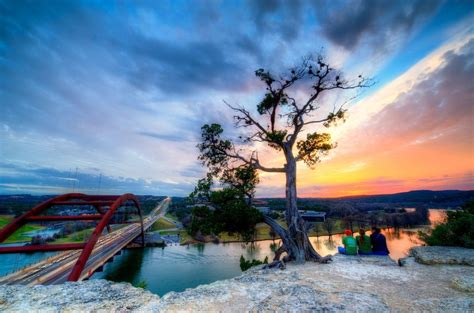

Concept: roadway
[[0, 197, 170, 285]]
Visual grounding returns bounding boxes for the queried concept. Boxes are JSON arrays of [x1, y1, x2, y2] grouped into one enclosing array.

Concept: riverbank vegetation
[[52, 228, 94, 244], [150, 218, 176, 231], [0, 215, 45, 243], [180, 204, 430, 245], [419, 200, 474, 248], [166, 194, 435, 245]]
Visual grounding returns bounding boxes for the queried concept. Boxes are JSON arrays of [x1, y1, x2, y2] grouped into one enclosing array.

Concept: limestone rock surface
[[410, 246, 474, 265], [1, 247, 473, 312]]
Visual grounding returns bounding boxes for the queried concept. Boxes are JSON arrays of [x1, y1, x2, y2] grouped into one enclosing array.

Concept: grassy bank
[[52, 228, 94, 243], [0, 215, 45, 243], [150, 218, 176, 231]]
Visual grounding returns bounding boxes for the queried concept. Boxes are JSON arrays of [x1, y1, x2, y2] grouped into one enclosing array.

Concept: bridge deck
[[0, 198, 170, 285]]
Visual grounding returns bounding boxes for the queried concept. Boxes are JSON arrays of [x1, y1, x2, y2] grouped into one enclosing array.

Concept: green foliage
[[189, 173, 213, 203], [266, 130, 288, 150], [133, 280, 148, 289], [221, 166, 259, 200], [187, 186, 263, 241], [213, 189, 263, 241], [257, 93, 276, 114], [189, 205, 215, 236], [0, 216, 13, 228], [168, 198, 192, 221], [255, 92, 290, 115], [239, 255, 269, 271], [255, 68, 275, 86], [296, 132, 334, 167], [419, 200, 474, 248], [197, 124, 233, 175], [139, 196, 167, 215], [323, 109, 347, 127]]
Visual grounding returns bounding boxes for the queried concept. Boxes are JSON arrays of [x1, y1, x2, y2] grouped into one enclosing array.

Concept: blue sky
[[1, 0, 473, 196]]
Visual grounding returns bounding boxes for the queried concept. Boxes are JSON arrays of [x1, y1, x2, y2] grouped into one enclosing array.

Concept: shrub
[[239, 255, 268, 271], [133, 280, 148, 289], [419, 200, 474, 248]]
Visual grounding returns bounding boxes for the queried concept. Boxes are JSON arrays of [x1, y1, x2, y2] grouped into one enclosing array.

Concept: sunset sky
[[1, 0, 473, 197]]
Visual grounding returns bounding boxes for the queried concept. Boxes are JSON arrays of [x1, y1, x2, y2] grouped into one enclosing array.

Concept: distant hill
[[260, 190, 474, 211], [328, 190, 474, 203], [1, 190, 472, 214]]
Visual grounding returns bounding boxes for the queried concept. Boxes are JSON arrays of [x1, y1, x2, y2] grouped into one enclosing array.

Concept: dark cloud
[[0, 0, 443, 106], [248, 0, 304, 42], [0, 1, 250, 98], [313, 0, 443, 50], [118, 37, 247, 95]]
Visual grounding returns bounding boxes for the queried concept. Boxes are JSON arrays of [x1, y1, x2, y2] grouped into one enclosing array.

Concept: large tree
[[197, 54, 370, 263]]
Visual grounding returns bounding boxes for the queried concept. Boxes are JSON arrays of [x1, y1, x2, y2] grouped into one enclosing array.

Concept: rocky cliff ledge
[[1, 247, 473, 312]]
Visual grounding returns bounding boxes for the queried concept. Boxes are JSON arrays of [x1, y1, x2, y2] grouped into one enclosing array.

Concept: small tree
[[323, 218, 335, 237], [188, 180, 263, 243], [197, 54, 370, 263], [314, 223, 323, 239], [221, 165, 259, 204], [342, 214, 357, 233]]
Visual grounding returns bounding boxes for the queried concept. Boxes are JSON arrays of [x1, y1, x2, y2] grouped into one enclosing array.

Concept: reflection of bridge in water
[[0, 194, 169, 285]]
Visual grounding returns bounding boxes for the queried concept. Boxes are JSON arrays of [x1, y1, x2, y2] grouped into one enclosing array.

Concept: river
[[92, 209, 447, 295], [0, 209, 446, 296]]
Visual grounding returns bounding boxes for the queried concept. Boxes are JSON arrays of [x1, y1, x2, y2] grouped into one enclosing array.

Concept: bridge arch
[[67, 193, 144, 281], [0, 193, 89, 243], [0, 193, 145, 281]]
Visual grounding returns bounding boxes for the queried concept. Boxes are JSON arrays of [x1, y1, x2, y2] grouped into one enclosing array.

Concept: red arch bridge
[[0, 193, 170, 285]]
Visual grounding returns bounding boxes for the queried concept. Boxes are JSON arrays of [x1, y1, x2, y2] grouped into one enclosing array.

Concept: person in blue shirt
[[370, 227, 390, 255]]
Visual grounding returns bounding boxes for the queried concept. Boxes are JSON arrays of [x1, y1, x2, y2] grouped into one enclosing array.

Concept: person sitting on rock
[[356, 228, 372, 255], [338, 230, 357, 255], [370, 227, 390, 255]]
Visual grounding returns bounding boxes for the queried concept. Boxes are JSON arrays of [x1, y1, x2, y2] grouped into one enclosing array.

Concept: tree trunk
[[263, 151, 331, 264]]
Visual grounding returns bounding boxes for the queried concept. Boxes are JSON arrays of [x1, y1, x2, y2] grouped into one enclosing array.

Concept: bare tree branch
[[225, 148, 285, 173]]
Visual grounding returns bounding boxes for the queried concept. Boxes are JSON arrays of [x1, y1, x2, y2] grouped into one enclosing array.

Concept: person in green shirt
[[338, 230, 357, 255], [356, 228, 372, 255]]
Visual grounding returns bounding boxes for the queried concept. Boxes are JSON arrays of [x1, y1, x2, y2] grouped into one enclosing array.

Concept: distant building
[[299, 210, 326, 222]]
